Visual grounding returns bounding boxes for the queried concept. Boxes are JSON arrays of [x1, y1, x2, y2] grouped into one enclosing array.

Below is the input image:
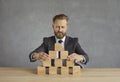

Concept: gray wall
[[0, 0, 120, 68]]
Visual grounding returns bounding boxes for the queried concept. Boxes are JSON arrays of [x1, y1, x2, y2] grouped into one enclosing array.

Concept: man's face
[[53, 19, 68, 39]]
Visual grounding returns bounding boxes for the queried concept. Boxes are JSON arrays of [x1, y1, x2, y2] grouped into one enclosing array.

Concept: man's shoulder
[[66, 36, 78, 42], [43, 36, 55, 42], [43, 36, 55, 39]]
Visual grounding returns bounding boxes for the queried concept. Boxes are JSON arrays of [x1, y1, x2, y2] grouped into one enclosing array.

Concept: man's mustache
[[57, 32, 63, 34]]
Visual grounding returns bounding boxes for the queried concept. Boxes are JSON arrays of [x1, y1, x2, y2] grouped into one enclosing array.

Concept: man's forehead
[[54, 19, 68, 24]]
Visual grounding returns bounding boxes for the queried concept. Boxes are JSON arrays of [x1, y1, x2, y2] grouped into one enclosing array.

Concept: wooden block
[[49, 51, 57, 59], [61, 67, 69, 75], [37, 66, 45, 75], [55, 59, 62, 66], [60, 51, 68, 59], [73, 66, 81, 74], [49, 67, 57, 75], [66, 60, 74, 67], [42, 60, 51, 67], [69, 66, 81, 75], [55, 43, 62, 51]]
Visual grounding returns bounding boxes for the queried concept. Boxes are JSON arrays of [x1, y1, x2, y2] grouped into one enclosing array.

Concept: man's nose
[[58, 27, 62, 32]]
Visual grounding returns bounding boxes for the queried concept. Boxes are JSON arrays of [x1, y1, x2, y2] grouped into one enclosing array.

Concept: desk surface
[[0, 67, 120, 82]]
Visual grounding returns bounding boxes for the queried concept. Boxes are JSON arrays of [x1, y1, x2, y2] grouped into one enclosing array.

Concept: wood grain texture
[[0, 67, 120, 82], [60, 51, 68, 59], [49, 51, 57, 59], [55, 43, 63, 51]]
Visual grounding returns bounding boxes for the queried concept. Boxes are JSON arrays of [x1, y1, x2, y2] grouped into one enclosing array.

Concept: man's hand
[[32, 52, 50, 61], [67, 53, 85, 63]]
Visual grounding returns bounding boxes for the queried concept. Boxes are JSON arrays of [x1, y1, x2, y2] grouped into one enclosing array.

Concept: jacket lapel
[[64, 36, 69, 51], [51, 36, 56, 50]]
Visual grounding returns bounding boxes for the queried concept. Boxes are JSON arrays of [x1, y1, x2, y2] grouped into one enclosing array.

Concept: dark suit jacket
[[29, 36, 89, 65]]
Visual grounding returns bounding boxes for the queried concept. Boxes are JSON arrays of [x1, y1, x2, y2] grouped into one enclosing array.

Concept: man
[[29, 14, 89, 68]]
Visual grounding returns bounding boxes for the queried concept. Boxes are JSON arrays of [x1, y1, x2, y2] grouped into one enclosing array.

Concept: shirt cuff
[[81, 55, 86, 63], [31, 53, 37, 61]]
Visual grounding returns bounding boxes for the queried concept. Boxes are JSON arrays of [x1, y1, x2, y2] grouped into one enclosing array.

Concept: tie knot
[[58, 40, 63, 43]]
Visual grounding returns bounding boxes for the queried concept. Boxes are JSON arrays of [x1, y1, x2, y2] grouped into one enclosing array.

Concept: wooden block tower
[[37, 43, 81, 75]]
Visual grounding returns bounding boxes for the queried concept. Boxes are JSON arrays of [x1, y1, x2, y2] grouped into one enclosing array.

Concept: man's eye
[[56, 26, 59, 28], [61, 26, 64, 28]]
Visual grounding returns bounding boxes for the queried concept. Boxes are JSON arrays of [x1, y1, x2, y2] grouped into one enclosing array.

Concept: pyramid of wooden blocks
[[37, 43, 81, 75]]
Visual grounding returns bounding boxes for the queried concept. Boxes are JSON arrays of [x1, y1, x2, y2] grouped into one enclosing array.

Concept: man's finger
[[67, 56, 75, 61], [38, 52, 50, 60], [43, 55, 50, 60]]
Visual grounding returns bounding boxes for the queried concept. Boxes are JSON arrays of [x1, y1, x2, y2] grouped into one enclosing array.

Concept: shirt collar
[[55, 36, 66, 43]]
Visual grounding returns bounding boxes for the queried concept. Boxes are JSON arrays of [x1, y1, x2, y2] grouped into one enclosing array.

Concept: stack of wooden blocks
[[37, 43, 81, 75]]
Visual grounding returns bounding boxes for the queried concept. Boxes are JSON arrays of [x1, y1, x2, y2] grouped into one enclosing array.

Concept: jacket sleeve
[[74, 38, 89, 64], [29, 38, 48, 62]]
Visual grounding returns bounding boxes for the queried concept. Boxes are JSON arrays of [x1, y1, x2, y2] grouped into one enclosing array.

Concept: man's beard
[[54, 32, 66, 39]]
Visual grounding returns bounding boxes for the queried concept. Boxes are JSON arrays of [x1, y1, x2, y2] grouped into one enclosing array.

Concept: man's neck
[[55, 36, 66, 43]]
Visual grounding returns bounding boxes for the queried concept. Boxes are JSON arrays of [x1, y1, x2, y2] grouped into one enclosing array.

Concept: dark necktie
[[58, 40, 63, 43]]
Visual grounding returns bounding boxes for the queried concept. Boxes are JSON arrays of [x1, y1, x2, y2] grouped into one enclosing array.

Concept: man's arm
[[29, 38, 48, 62], [74, 42, 89, 64], [67, 38, 89, 65]]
